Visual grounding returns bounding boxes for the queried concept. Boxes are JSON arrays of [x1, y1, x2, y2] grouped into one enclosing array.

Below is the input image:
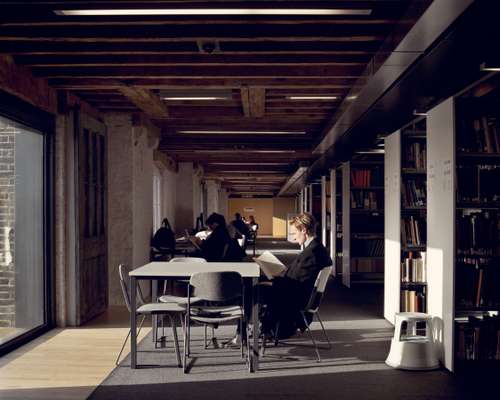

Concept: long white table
[[129, 262, 261, 371]]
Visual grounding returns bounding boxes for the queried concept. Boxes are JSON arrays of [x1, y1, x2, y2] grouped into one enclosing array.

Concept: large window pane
[[0, 116, 45, 346]]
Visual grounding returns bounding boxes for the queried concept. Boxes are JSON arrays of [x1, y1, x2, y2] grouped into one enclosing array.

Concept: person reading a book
[[193, 212, 245, 262], [260, 212, 332, 339]]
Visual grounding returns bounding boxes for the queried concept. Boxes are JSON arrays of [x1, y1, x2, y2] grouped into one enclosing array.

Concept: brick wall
[[0, 119, 15, 328]]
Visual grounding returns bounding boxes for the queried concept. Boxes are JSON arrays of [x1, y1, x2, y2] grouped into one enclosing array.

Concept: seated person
[[247, 215, 258, 231], [260, 213, 332, 339], [231, 212, 250, 238], [193, 213, 245, 262]]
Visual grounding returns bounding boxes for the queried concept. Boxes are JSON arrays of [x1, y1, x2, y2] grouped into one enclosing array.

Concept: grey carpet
[[89, 241, 497, 399]]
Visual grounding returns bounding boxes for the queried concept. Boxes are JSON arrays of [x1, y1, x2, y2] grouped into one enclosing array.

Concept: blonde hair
[[289, 213, 316, 236]]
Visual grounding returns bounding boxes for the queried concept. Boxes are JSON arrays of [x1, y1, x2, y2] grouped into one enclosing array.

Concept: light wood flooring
[[0, 306, 148, 400]]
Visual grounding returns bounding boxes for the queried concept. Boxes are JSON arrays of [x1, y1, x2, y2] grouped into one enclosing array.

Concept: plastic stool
[[385, 312, 440, 370]]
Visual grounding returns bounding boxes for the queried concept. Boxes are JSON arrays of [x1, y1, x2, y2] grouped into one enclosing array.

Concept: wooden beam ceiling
[[0, 0, 417, 196]]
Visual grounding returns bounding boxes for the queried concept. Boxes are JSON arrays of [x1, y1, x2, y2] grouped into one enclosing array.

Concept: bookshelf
[[427, 87, 500, 372], [401, 120, 428, 314], [342, 158, 384, 287], [332, 167, 343, 277]]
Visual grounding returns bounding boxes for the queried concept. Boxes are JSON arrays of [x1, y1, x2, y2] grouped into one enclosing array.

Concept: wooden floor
[[0, 306, 149, 400]]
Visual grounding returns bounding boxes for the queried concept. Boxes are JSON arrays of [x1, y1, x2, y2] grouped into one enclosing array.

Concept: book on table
[[253, 251, 287, 280]]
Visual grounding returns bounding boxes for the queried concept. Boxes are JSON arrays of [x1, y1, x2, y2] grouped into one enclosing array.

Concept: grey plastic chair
[[183, 271, 249, 373], [116, 264, 185, 367], [262, 265, 333, 362], [159, 257, 206, 305]]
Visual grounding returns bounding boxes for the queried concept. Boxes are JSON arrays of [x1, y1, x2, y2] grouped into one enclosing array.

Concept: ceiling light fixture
[[179, 130, 305, 135], [286, 96, 338, 100], [346, 95, 358, 100], [480, 62, 500, 72], [162, 96, 230, 101], [355, 150, 385, 154], [54, 9, 372, 16]]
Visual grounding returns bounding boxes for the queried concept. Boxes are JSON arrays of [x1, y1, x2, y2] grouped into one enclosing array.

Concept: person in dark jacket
[[195, 213, 245, 262], [261, 212, 332, 339]]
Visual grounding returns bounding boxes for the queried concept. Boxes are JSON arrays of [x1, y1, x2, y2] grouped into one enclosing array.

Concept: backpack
[[151, 218, 175, 250]]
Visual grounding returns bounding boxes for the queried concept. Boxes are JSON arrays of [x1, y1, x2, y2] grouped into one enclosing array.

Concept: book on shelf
[[458, 116, 500, 154], [456, 165, 500, 203], [351, 166, 383, 188], [403, 141, 427, 170], [352, 238, 384, 257], [455, 315, 500, 361], [400, 289, 426, 312], [401, 216, 426, 246], [401, 251, 426, 283], [455, 261, 500, 310], [402, 179, 426, 207], [350, 190, 379, 209], [352, 258, 383, 273]]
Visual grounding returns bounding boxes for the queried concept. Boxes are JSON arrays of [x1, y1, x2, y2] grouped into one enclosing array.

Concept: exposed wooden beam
[[33, 65, 364, 78], [118, 86, 169, 118], [249, 87, 265, 118], [0, 24, 388, 42], [14, 54, 370, 67], [48, 77, 363, 89], [240, 86, 251, 118]]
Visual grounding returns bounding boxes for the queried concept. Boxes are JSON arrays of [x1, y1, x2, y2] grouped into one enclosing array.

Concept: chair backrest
[[118, 264, 146, 313], [169, 257, 207, 263], [237, 234, 246, 248], [304, 266, 333, 313], [189, 271, 242, 302]]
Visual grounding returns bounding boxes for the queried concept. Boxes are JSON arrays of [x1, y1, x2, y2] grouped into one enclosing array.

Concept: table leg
[[152, 280, 158, 343], [131, 276, 137, 369], [251, 276, 259, 372]]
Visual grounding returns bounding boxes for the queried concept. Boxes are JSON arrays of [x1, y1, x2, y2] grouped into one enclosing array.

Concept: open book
[[253, 251, 287, 280], [183, 229, 202, 251]]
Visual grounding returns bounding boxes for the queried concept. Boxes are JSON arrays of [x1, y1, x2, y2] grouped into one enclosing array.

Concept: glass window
[[0, 115, 46, 347]]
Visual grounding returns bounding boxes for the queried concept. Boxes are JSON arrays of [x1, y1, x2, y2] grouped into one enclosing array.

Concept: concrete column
[[175, 162, 195, 232], [206, 179, 220, 216], [104, 113, 157, 305], [219, 187, 228, 220]]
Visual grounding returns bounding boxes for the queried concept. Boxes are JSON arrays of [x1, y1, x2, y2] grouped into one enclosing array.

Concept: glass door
[[0, 115, 50, 352]]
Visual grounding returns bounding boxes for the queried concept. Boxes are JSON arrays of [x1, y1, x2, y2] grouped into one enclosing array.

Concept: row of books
[[350, 190, 380, 209], [401, 252, 426, 283], [456, 263, 500, 309], [456, 211, 498, 251], [457, 116, 500, 154], [402, 179, 426, 208], [456, 165, 500, 203], [403, 141, 426, 170], [456, 315, 500, 361], [351, 166, 383, 188], [401, 290, 426, 313], [401, 216, 426, 246], [352, 238, 384, 257], [352, 258, 384, 273]]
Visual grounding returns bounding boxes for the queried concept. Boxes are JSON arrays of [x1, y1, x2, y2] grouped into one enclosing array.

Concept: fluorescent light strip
[[179, 130, 305, 135], [286, 96, 338, 100], [193, 150, 295, 153], [162, 97, 231, 101], [208, 162, 286, 165], [54, 9, 372, 16], [480, 63, 500, 72]]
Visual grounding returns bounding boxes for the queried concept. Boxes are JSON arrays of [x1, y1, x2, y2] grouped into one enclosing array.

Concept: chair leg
[[116, 315, 146, 366], [274, 321, 280, 347], [240, 318, 244, 359], [316, 312, 331, 349], [204, 324, 208, 349], [168, 314, 182, 368], [301, 312, 321, 362], [183, 313, 189, 373]]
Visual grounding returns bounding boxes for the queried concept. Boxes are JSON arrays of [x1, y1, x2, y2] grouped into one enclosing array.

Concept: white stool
[[385, 312, 440, 370]]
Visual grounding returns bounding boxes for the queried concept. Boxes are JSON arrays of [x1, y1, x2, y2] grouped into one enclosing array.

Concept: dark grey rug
[[88, 269, 496, 400]]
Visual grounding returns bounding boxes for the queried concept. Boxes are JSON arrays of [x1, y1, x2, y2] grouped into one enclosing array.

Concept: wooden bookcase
[[342, 157, 384, 287], [427, 86, 500, 371], [384, 119, 428, 323]]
